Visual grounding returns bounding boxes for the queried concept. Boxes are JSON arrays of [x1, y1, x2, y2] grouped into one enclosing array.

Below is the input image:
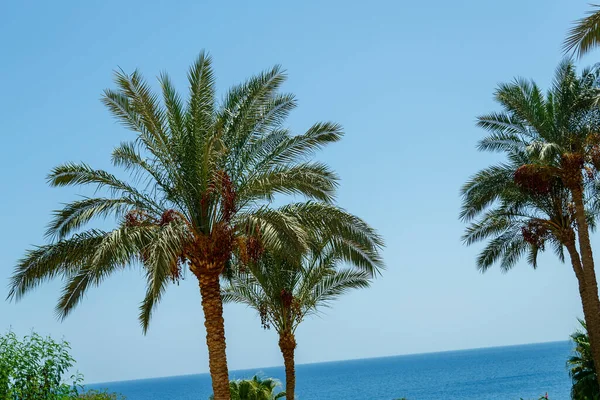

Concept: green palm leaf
[[565, 5, 600, 58]]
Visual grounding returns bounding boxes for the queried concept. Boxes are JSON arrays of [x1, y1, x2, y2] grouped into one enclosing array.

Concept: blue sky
[[0, 0, 597, 384]]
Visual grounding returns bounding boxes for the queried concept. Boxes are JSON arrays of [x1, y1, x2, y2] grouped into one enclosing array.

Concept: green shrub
[[209, 375, 285, 400], [0, 331, 124, 400], [568, 320, 600, 400], [0, 331, 80, 399]]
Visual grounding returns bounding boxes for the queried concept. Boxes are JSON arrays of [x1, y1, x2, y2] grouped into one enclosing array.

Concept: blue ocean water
[[90, 341, 573, 400]]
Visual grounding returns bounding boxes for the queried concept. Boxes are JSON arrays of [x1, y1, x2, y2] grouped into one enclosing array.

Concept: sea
[[89, 341, 574, 400]]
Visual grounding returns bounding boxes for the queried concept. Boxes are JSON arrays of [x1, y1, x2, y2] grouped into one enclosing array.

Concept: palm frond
[[238, 162, 339, 203], [112, 68, 168, 143], [462, 210, 512, 246], [221, 277, 264, 309], [159, 72, 185, 139], [8, 230, 106, 301], [256, 122, 343, 170], [138, 222, 188, 333], [494, 78, 548, 137], [55, 225, 157, 320], [186, 51, 215, 140], [304, 268, 371, 314], [236, 207, 308, 256], [476, 226, 526, 272], [111, 141, 170, 191], [277, 202, 385, 275], [564, 5, 600, 58], [218, 65, 287, 149], [460, 163, 515, 221], [102, 72, 171, 166], [46, 197, 137, 240], [47, 163, 162, 212]]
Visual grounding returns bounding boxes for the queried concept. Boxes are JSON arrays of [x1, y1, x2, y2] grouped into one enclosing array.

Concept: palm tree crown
[[8, 51, 342, 329], [461, 148, 574, 271], [461, 61, 600, 271], [222, 226, 382, 400], [222, 234, 380, 335]]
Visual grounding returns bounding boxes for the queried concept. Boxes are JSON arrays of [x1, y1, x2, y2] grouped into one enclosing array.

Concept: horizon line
[[87, 338, 571, 386]]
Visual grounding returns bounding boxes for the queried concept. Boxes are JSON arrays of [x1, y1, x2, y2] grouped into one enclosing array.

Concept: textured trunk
[[563, 159, 600, 388], [279, 332, 297, 400], [572, 184, 600, 292], [199, 271, 230, 400], [564, 234, 600, 390]]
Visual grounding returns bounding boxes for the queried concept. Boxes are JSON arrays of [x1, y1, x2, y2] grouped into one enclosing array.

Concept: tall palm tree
[[209, 376, 285, 400], [564, 4, 600, 58], [461, 60, 600, 388], [7, 52, 355, 400], [222, 227, 383, 400], [568, 320, 600, 400]]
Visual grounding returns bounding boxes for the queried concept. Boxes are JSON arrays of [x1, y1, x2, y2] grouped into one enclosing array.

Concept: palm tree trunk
[[278, 331, 297, 400], [199, 271, 230, 400], [571, 184, 600, 294], [565, 232, 600, 390]]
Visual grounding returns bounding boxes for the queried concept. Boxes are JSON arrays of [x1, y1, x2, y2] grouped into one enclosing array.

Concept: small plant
[[209, 375, 285, 400], [569, 320, 600, 400]]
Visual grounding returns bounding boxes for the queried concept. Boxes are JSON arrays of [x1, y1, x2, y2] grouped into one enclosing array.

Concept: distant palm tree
[[7, 51, 353, 400], [461, 60, 600, 388], [209, 376, 285, 400], [564, 4, 600, 58], [569, 320, 600, 400], [222, 230, 383, 400]]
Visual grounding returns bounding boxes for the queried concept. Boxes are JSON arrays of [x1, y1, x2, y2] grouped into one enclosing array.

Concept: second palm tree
[[222, 225, 383, 400]]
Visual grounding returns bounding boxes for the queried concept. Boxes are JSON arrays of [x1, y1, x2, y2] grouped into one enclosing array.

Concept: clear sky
[[1, 0, 597, 385]]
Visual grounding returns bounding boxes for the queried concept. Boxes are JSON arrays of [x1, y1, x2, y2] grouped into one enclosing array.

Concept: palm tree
[[564, 4, 600, 58], [7, 52, 356, 400], [222, 228, 383, 400], [568, 320, 600, 400], [209, 376, 285, 400], [461, 60, 600, 388]]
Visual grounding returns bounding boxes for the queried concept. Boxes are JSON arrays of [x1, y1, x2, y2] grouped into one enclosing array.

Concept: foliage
[[209, 376, 285, 400], [0, 330, 80, 399], [460, 60, 600, 271], [0, 331, 124, 400], [568, 320, 600, 400], [564, 5, 600, 58], [222, 231, 382, 335], [7, 50, 365, 398], [7, 50, 345, 332], [224, 223, 382, 400]]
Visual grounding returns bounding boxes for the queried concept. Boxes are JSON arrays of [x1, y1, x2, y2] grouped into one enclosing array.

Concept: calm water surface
[[90, 341, 573, 400]]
